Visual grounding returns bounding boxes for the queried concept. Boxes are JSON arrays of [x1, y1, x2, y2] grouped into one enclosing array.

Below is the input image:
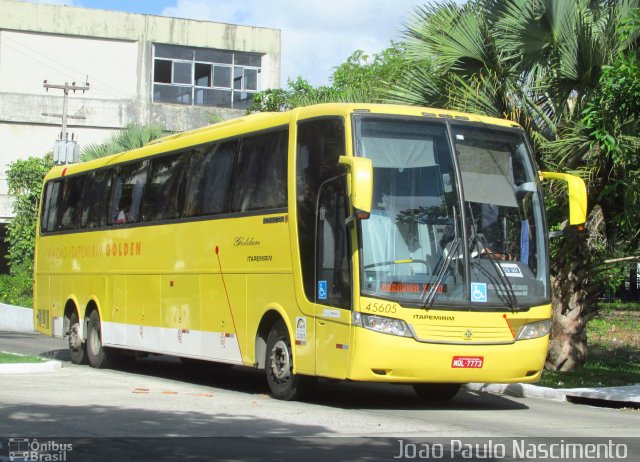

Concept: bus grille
[[410, 322, 515, 344]]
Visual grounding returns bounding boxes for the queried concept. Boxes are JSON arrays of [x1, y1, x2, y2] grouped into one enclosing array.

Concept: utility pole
[[42, 79, 90, 164]]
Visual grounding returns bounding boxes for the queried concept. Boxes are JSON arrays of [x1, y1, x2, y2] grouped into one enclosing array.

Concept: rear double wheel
[[68, 311, 88, 365], [265, 320, 316, 400], [87, 310, 111, 369]]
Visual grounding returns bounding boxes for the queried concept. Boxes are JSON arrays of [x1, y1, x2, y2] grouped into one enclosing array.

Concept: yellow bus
[[34, 103, 586, 400]]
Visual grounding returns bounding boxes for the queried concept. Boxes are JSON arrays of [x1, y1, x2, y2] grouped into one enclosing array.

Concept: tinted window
[[143, 154, 186, 222], [58, 175, 88, 231], [232, 130, 288, 212], [41, 181, 62, 233], [110, 161, 149, 225], [296, 118, 345, 300], [317, 178, 351, 308], [184, 141, 237, 217], [84, 170, 112, 229]]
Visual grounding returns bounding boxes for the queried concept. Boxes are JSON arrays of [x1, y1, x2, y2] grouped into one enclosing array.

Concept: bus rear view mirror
[[540, 171, 587, 228], [339, 156, 373, 219]]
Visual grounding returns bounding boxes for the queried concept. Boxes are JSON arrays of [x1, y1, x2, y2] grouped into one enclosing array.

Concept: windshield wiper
[[421, 206, 460, 309], [421, 237, 460, 309], [472, 232, 519, 310], [466, 203, 518, 310]]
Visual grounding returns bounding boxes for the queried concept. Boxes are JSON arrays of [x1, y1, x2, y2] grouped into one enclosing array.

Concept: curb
[[0, 360, 63, 374], [466, 382, 640, 405], [465, 382, 567, 401]]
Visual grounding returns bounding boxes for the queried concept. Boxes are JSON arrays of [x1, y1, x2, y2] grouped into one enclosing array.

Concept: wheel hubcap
[[69, 324, 82, 349], [270, 339, 290, 382], [90, 324, 101, 355]]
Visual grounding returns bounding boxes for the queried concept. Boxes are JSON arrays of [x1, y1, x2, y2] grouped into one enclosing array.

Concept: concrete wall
[[0, 303, 34, 333]]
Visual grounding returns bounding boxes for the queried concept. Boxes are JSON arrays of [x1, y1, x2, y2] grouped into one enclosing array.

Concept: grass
[[0, 351, 46, 364], [539, 302, 640, 388]]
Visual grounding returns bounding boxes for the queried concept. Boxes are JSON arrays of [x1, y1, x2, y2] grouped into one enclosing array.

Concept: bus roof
[[43, 103, 522, 181]]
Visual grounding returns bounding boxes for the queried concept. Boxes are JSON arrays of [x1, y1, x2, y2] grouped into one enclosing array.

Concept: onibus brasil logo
[[5, 438, 73, 461]]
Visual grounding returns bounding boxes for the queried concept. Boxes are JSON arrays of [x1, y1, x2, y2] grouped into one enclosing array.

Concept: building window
[[152, 43, 262, 110]]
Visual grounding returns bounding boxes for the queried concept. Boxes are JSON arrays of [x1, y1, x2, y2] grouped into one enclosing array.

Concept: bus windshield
[[354, 116, 548, 309]]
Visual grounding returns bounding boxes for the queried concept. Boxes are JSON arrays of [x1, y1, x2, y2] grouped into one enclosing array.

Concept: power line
[[43, 79, 90, 164], [1, 32, 144, 101]]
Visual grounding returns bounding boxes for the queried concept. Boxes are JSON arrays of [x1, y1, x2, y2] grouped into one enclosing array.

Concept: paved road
[[1, 331, 638, 461]]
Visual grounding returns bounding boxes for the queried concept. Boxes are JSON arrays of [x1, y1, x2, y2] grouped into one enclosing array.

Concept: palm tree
[[389, 0, 640, 370], [81, 124, 166, 162]]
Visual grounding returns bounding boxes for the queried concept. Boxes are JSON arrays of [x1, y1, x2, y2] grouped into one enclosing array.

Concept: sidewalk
[[467, 382, 640, 406]]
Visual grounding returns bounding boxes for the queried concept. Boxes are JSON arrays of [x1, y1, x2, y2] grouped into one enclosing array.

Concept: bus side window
[[316, 179, 351, 308], [41, 181, 62, 233], [59, 175, 87, 231], [184, 141, 237, 217], [296, 117, 346, 303], [109, 161, 149, 225], [143, 153, 186, 222], [84, 169, 112, 229], [232, 129, 288, 212]]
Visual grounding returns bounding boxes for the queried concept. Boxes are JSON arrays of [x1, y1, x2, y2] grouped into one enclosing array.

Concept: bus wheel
[[86, 311, 110, 369], [68, 311, 88, 365], [265, 320, 316, 401], [413, 383, 461, 401]]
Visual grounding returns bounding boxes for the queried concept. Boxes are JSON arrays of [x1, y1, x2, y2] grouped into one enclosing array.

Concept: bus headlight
[[516, 320, 551, 340], [352, 312, 412, 338]]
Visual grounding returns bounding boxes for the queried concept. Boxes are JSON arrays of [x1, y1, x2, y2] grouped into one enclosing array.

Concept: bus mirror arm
[[539, 171, 587, 229], [339, 156, 373, 220]]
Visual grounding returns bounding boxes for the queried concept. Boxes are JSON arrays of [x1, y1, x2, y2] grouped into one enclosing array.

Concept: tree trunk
[[545, 230, 598, 371], [629, 264, 638, 301]]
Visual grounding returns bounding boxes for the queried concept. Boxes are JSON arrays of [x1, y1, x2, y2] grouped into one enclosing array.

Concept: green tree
[[5, 154, 54, 275], [81, 124, 165, 162], [1, 153, 54, 306], [390, 0, 640, 370], [251, 44, 410, 112], [331, 43, 409, 95]]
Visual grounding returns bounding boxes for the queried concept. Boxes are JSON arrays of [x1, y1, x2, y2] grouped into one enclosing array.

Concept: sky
[[22, 0, 424, 87]]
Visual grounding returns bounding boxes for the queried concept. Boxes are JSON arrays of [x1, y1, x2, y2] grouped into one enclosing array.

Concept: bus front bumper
[[348, 327, 548, 384]]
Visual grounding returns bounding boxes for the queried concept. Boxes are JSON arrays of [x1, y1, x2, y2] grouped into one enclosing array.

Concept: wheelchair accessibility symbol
[[471, 282, 488, 303], [318, 280, 328, 300]]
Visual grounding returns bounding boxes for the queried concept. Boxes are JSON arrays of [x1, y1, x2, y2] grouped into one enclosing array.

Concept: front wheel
[[413, 383, 461, 401], [68, 311, 88, 365], [86, 310, 110, 369], [265, 320, 316, 401]]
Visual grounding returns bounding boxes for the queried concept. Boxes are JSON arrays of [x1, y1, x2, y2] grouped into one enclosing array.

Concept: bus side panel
[[34, 274, 51, 336], [199, 273, 241, 362], [245, 273, 314, 374], [49, 275, 63, 335], [221, 274, 248, 365], [126, 275, 161, 348], [108, 275, 127, 344], [161, 274, 200, 332]]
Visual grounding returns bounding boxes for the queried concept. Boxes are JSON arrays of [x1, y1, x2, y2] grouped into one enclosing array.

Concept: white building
[[0, 0, 281, 270]]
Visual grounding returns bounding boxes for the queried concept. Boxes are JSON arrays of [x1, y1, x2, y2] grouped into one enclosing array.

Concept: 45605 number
[[363, 302, 397, 314]]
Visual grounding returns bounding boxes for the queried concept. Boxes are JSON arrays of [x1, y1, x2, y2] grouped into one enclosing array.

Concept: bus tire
[[413, 383, 461, 401], [68, 311, 88, 365], [86, 310, 110, 369], [265, 320, 316, 401]]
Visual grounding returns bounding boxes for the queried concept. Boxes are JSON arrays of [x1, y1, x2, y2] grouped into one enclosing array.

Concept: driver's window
[[316, 179, 351, 308]]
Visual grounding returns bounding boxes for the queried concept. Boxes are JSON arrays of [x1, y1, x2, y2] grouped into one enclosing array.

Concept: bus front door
[[314, 178, 351, 379]]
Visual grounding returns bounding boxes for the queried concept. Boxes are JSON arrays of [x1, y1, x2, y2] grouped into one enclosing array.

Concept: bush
[[0, 266, 33, 307], [5, 154, 54, 275]]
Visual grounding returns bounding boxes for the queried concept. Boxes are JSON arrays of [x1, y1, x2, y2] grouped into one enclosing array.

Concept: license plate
[[451, 356, 484, 368]]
